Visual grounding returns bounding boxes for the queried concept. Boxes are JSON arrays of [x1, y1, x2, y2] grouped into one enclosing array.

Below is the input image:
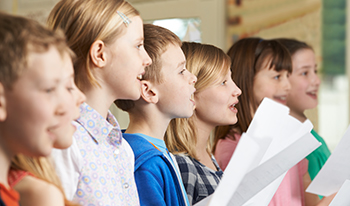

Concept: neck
[[289, 109, 307, 123], [0, 135, 13, 187], [194, 117, 214, 158], [82, 86, 115, 119], [126, 109, 171, 140]]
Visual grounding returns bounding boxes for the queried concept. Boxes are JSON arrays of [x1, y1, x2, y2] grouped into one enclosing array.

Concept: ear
[[89, 40, 107, 68], [0, 83, 7, 121], [140, 81, 158, 104]]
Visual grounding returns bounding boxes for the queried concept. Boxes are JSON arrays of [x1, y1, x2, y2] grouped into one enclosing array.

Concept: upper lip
[[137, 71, 145, 80], [307, 90, 318, 94], [230, 100, 239, 107]]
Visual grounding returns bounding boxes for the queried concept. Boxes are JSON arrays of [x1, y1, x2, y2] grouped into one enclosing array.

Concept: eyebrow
[[177, 61, 186, 69], [298, 64, 317, 69]]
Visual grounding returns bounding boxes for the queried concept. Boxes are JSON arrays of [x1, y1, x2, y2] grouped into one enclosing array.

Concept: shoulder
[[175, 154, 197, 174], [15, 176, 64, 206]]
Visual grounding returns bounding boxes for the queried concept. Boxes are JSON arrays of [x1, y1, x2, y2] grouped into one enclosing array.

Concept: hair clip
[[117, 11, 131, 26]]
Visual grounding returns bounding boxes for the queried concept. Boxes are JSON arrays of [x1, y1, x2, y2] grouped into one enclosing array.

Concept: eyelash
[[46, 87, 55, 93], [274, 75, 280, 80], [180, 69, 186, 75], [67, 87, 74, 92], [136, 44, 143, 49], [221, 80, 227, 85]]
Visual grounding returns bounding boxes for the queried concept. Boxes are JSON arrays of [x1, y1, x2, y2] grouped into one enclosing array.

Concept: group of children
[[0, 0, 337, 205]]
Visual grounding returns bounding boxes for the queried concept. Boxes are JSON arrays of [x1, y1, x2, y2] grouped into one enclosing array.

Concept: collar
[[76, 102, 122, 147]]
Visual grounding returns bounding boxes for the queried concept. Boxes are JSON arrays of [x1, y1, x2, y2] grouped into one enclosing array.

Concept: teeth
[[279, 96, 286, 100], [137, 74, 142, 80]]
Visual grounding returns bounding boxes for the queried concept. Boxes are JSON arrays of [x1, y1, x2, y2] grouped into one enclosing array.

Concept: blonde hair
[[11, 155, 79, 206], [0, 12, 68, 89], [116, 24, 182, 112], [165, 42, 231, 159], [47, 0, 139, 89]]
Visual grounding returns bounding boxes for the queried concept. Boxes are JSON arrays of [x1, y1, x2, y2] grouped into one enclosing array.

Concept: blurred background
[[1, 0, 348, 151]]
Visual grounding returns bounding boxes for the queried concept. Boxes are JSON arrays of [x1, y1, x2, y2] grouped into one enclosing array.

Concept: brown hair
[[47, 0, 139, 89], [115, 24, 182, 111], [0, 12, 68, 89], [165, 42, 231, 159], [276, 38, 313, 56], [213, 38, 292, 154]]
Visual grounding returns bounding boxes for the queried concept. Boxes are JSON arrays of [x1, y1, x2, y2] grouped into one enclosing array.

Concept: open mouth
[[229, 103, 238, 112], [137, 74, 143, 80], [274, 96, 287, 104], [307, 91, 318, 98]]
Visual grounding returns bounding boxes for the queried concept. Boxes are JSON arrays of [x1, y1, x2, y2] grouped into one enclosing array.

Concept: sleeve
[[214, 138, 236, 171], [134, 161, 167, 206], [51, 137, 83, 200], [122, 138, 135, 171], [176, 155, 198, 206]]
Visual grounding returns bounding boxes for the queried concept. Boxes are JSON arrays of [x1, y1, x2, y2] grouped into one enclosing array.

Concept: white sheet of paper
[[206, 98, 320, 206], [230, 132, 320, 205], [208, 133, 260, 206], [329, 180, 350, 206], [306, 125, 350, 196]]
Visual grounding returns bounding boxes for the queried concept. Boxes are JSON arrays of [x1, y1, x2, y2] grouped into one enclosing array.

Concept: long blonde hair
[[11, 155, 79, 206], [165, 42, 231, 159], [47, 0, 139, 90]]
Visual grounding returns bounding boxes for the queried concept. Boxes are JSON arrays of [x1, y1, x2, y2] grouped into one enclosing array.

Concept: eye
[[301, 71, 308, 76], [179, 69, 186, 75], [45, 87, 56, 93], [67, 87, 74, 92], [136, 43, 143, 50], [274, 75, 280, 80], [221, 80, 227, 85]]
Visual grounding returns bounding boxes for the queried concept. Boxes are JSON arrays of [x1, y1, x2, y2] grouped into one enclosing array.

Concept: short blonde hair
[[0, 12, 68, 89], [115, 24, 182, 112], [47, 0, 139, 89], [165, 42, 231, 159]]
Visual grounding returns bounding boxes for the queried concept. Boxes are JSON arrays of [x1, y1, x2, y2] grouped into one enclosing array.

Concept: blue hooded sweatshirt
[[123, 133, 189, 206]]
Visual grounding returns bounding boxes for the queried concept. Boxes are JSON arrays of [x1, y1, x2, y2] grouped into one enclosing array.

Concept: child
[[116, 24, 196, 206], [0, 12, 80, 205], [213, 38, 333, 205], [9, 50, 86, 206], [164, 42, 242, 205], [277, 38, 331, 182], [47, 0, 151, 205]]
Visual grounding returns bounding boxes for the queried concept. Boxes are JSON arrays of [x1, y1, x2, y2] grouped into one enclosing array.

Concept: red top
[[0, 183, 19, 206], [8, 169, 33, 188]]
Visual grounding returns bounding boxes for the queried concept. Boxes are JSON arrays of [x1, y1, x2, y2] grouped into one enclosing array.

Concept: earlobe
[[90, 40, 107, 68], [0, 83, 7, 121], [140, 81, 158, 104]]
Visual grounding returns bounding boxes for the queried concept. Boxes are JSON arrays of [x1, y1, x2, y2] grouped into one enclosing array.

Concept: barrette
[[117, 11, 132, 26]]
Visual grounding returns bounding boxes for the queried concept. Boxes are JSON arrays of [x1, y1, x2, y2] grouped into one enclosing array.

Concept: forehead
[[116, 16, 143, 44], [21, 47, 64, 84], [161, 44, 185, 71]]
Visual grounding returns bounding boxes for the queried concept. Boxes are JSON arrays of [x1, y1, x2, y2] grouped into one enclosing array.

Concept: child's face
[[287, 49, 320, 113], [1, 47, 80, 157], [52, 53, 86, 149], [105, 16, 151, 101], [253, 62, 291, 106], [194, 69, 241, 127], [156, 44, 197, 119]]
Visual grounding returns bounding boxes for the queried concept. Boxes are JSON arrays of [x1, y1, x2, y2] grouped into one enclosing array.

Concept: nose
[[74, 85, 86, 107], [311, 72, 321, 86], [232, 81, 241, 96], [283, 77, 291, 92], [72, 84, 85, 119], [189, 72, 197, 85], [142, 49, 152, 67]]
